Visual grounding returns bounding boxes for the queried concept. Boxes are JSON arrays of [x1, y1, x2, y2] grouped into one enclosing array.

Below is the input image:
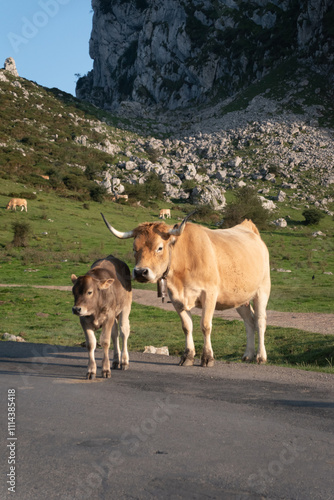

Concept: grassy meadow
[[0, 177, 333, 373]]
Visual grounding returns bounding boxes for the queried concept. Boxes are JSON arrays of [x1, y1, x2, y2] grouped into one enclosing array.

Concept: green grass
[[0, 178, 333, 312], [1, 288, 333, 374]]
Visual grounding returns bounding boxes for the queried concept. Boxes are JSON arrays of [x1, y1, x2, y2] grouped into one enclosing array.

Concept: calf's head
[[71, 273, 114, 316], [101, 212, 194, 283]]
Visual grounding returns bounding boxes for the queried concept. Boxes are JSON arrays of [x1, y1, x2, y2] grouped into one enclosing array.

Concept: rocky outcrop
[[77, 0, 333, 110], [4, 57, 18, 77]]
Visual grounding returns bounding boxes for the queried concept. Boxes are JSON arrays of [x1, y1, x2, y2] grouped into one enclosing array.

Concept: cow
[[111, 194, 129, 202], [6, 198, 28, 212], [101, 213, 271, 367], [159, 209, 171, 219], [71, 255, 132, 379]]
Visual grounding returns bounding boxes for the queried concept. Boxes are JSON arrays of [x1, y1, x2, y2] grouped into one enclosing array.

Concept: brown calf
[[71, 255, 132, 379]]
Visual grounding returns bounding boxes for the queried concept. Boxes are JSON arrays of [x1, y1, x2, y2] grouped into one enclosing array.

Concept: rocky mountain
[[1, 60, 333, 215], [76, 0, 333, 111]]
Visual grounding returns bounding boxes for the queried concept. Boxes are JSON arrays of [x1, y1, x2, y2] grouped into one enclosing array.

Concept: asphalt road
[[0, 342, 334, 500]]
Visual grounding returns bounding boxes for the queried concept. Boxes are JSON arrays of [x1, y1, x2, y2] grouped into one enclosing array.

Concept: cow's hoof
[[86, 372, 96, 380], [102, 370, 111, 378], [179, 356, 195, 367], [242, 354, 255, 363], [200, 357, 214, 367], [120, 363, 129, 371], [179, 348, 195, 366], [256, 355, 267, 364], [111, 361, 119, 369]]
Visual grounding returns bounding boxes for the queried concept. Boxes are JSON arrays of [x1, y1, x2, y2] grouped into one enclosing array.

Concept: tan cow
[[101, 213, 271, 367], [159, 209, 171, 219], [71, 255, 132, 379], [111, 194, 129, 202], [6, 198, 28, 212]]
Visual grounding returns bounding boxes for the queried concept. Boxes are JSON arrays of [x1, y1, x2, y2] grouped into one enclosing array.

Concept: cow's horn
[[169, 210, 197, 236], [101, 213, 134, 239]]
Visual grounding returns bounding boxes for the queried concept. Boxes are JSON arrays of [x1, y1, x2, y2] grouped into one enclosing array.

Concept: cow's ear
[[71, 274, 78, 284], [99, 278, 115, 290]]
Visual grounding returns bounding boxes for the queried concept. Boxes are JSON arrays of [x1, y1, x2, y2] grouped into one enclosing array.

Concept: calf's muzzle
[[72, 306, 82, 316]]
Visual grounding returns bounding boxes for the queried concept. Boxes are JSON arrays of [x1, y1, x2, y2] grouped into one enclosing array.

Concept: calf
[[71, 255, 132, 379], [6, 198, 28, 212]]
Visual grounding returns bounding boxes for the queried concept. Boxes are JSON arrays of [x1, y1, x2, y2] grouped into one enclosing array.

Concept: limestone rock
[[4, 57, 18, 76], [273, 218, 288, 228], [144, 345, 169, 355]]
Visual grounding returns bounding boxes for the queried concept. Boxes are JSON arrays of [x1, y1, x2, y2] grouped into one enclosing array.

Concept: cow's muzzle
[[133, 267, 151, 283]]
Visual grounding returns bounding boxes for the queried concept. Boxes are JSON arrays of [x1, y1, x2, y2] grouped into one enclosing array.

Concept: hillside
[[0, 62, 333, 216]]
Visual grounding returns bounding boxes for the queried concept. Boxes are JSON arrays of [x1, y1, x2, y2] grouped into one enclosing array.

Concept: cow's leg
[[200, 296, 215, 367], [111, 320, 120, 369], [237, 303, 256, 362], [81, 323, 97, 379], [100, 320, 113, 378], [253, 290, 269, 364], [177, 309, 195, 366], [119, 306, 131, 370]]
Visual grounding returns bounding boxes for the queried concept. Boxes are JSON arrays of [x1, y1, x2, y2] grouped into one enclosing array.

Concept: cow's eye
[[156, 245, 163, 253], [87, 290, 93, 296]]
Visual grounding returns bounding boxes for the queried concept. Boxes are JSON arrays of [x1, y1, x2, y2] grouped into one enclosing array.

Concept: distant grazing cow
[[102, 213, 271, 367], [111, 194, 129, 202], [71, 255, 132, 379], [159, 209, 171, 219], [6, 198, 27, 212]]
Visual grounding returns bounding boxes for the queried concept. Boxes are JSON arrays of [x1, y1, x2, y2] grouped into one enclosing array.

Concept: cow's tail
[[241, 219, 260, 236]]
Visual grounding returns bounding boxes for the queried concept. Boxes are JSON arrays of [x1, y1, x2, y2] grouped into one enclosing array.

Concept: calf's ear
[[98, 278, 115, 290], [71, 274, 78, 284]]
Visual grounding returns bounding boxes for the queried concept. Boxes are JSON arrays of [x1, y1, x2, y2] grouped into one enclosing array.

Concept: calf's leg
[[111, 320, 120, 369], [100, 320, 113, 377], [81, 321, 97, 379], [119, 306, 131, 370]]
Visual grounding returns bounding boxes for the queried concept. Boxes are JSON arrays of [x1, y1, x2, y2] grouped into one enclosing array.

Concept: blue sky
[[0, 0, 93, 96]]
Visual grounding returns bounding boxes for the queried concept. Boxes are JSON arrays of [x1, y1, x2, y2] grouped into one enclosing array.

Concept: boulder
[[273, 218, 288, 227], [191, 185, 226, 209]]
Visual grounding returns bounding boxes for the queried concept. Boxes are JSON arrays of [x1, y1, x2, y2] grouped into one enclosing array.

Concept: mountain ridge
[[76, 0, 334, 111]]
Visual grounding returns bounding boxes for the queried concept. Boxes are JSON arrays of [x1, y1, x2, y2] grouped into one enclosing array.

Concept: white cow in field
[[6, 198, 28, 212], [159, 209, 171, 219]]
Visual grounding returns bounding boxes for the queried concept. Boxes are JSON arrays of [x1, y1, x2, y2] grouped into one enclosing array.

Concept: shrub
[[8, 192, 37, 200], [12, 222, 31, 247], [146, 146, 160, 163], [221, 186, 271, 229], [89, 184, 106, 203], [302, 208, 325, 225], [192, 205, 220, 224], [63, 174, 87, 191], [124, 173, 165, 203]]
